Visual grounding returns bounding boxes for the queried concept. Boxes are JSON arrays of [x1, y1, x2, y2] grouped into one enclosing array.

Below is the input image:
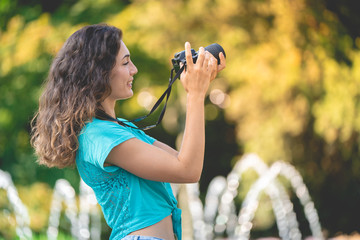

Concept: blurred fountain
[[47, 178, 101, 240], [213, 154, 301, 239], [47, 179, 79, 239], [186, 182, 207, 240], [203, 176, 228, 236], [0, 169, 32, 239], [79, 180, 101, 240], [1, 170, 100, 239], [235, 161, 323, 240], [185, 153, 323, 240]]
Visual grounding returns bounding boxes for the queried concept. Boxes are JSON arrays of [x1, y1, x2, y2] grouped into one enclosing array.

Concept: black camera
[[171, 43, 226, 73]]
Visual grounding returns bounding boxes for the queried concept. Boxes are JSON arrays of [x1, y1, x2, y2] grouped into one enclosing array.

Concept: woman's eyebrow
[[122, 54, 130, 59]]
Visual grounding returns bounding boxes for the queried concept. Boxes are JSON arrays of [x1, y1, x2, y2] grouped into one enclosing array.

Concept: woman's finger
[[185, 42, 193, 68], [196, 47, 205, 67], [202, 51, 211, 69], [209, 58, 218, 81], [217, 52, 226, 72]]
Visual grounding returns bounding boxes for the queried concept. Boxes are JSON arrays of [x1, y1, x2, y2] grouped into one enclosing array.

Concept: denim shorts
[[121, 236, 164, 240]]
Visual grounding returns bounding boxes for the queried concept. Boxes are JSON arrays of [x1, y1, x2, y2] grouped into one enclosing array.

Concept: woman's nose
[[131, 62, 138, 76]]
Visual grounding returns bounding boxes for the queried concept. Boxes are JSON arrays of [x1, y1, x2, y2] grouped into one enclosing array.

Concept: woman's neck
[[100, 100, 116, 118]]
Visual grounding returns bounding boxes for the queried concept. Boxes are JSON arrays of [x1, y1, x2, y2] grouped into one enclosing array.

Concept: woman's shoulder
[[78, 118, 137, 150], [80, 118, 129, 136]]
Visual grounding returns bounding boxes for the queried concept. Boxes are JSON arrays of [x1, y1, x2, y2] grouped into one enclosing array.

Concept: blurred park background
[[1, 0, 360, 239]]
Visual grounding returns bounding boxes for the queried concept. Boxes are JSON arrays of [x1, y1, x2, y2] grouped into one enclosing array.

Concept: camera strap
[[95, 65, 185, 131]]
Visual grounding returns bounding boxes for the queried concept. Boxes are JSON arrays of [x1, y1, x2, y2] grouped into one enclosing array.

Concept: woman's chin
[[119, 91, 133, 100]]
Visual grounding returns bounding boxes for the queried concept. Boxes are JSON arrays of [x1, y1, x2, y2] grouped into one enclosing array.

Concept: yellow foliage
[[0, 14, 83, 77], [108, 0, 181, 61], [17, 183, 53, 232], [313, 55, 360, 144], [0, 16, 25, 74], [14, 14, 51, 66]]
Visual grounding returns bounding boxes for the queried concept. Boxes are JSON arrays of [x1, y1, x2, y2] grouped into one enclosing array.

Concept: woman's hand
[[211, 51, 226, 81], [180, 42, 218, 96]]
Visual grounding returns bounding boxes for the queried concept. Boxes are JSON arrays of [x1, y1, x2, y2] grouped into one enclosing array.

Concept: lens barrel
[[171, 43, 226, 73], [204, 43, 226, 64]]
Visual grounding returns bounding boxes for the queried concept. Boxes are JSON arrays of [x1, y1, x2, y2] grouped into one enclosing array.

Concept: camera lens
[[204, 43, 226, 64], [171, 43, 226, 73]]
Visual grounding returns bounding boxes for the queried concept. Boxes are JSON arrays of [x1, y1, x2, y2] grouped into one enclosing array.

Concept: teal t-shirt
[[76, 118, 181, 239]]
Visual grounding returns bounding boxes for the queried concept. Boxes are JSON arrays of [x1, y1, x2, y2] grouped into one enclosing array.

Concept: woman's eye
[[123, 62, 129, 65]]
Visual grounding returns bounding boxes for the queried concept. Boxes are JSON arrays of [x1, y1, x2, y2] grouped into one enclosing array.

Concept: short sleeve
[[138, 129, 156, 144], [77, 119, 136, 172], [118, 118, 156, 144]]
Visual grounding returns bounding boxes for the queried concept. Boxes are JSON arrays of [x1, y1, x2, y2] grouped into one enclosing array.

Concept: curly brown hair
[[31, 24, 122, 168]]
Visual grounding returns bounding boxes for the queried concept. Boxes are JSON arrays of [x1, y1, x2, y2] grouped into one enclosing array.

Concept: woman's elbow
[[181, 169, 202, 183], [188, 175, 201, 183], [176, 156, 203, 183]]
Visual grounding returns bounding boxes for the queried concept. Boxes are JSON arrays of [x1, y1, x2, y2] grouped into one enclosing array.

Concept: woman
[[31, 24, 226, 240]]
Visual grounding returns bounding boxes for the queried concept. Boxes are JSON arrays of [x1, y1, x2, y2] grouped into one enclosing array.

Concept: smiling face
[[107, 40, 138, 101]]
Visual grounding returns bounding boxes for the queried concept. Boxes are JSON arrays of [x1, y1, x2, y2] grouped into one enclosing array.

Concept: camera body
[[171, 43, 226, 73]]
